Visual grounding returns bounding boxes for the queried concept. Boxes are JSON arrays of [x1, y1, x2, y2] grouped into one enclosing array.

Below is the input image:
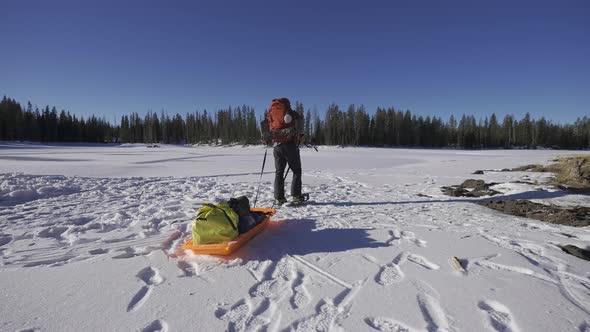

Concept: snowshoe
[[275, 198, 288, 206], [285, 193, 310, 207]]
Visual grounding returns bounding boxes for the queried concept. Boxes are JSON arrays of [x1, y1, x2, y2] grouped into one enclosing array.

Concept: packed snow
[[0, 143, 589, 332]]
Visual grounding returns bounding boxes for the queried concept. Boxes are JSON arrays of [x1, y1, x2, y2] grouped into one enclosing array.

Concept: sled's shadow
[[229, 218, 386, 261]]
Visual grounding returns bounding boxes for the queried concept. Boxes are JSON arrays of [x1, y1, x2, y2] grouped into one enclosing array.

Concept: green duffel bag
[[192, 203, 239, 245]]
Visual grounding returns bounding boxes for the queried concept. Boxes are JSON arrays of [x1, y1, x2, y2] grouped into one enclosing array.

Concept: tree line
[[0, 97, 115, 143], [1, 96, 588, 149], [316, 104, 589, 149]]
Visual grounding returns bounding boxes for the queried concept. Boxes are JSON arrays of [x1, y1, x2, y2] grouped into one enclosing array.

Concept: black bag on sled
[[228, 196, 258, 234], [228, 196, 251, 218]]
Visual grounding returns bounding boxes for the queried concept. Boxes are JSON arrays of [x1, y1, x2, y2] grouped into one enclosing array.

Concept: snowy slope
[[1, 143, 589, 332]]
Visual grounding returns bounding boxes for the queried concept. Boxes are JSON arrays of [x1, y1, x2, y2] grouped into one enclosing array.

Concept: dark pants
[[273, 141, 302, 200]]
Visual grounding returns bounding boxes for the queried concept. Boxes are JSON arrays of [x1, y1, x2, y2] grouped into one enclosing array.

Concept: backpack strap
[[195, 205, 210, 221]]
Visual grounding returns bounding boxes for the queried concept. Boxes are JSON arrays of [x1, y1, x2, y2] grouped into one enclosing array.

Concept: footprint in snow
[[177, 260, 199, 277], [291, 299, 340, 332], [127, 267, 164, 313], [245, 260, 272, 282], [407, 254, 439, 270], [251, 279, 291, 300], [478, 300, 521, 332], [403, 231, 428, 247], [290, 278, 367, 332], [247, 298, 277, 330], [37, 226, 69, 241], [412, 238, 428, 247], [112, 246, 152, 259], [218, 258, 296, 331], [140, 319, 169, 332], [414, 280, 452, 332], [374, 252, 407, 286], [401, 231, 416, 240], [0, 235, 13, 247], [137, 266, 164, 285], [272, 257, 297, 280], [88, 248, 109, 255], [386, 230, 402, 246], [291, 271, 312, 309], [218, 297, 278, 331], [250, 257, 297, 301], [365, 316, 418, 332], [376, 263, 405, 287], [217, 299, 253, 332]]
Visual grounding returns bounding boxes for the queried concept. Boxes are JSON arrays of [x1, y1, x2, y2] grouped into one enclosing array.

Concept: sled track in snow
[[1, 232, 174, 268]]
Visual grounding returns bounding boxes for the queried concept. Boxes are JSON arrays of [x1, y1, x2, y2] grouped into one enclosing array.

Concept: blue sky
[[1, 0, 588, 123]]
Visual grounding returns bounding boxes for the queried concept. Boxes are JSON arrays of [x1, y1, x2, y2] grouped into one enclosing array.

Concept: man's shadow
[[306, 189, 575, 207]]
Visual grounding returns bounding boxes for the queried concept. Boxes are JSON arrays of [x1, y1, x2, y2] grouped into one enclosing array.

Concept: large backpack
[[267, 98, 297, 143], [192, 203, 239, 244]]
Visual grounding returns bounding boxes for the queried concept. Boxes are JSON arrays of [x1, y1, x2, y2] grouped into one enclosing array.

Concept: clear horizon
[[1, 0, 588, 124]]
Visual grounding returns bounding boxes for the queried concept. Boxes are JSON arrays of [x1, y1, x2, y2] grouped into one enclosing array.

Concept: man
[[262, 98, 304, 206]]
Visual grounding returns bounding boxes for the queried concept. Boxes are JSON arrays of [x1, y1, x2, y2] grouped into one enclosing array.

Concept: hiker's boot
[[275, 198, 287, 206], [292, 194, 309, 204], [292, 193, 309, 203], [292, 196, 304, 203]]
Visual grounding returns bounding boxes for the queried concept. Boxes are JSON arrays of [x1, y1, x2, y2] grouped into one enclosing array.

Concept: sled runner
[[181, 208, 276, 256]]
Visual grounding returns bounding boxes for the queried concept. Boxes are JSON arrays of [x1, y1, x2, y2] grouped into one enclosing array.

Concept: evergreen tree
[[354, 105, 368, 146], [305, 109, 311, 142]]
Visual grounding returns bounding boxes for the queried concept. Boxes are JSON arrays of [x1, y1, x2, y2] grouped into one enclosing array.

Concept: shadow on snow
[[306, 189, 574, 207], [226, 218, 387, 261]]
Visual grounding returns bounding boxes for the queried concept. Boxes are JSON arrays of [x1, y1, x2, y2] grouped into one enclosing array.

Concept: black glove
[[277, 127, 296, 138], [262, 132, 272, 146]]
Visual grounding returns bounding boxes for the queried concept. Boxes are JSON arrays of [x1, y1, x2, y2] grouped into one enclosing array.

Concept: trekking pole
[[305, 142, 319, 152], [283, 166, 290, 181], [253, 148, 268, 208]]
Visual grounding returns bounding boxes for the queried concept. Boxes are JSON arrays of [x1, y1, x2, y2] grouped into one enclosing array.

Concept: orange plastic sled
[[181, 208, 276, 256]]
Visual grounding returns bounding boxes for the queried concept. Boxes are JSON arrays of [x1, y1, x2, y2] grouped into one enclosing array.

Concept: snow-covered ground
[[1, 143, 589, 332]]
